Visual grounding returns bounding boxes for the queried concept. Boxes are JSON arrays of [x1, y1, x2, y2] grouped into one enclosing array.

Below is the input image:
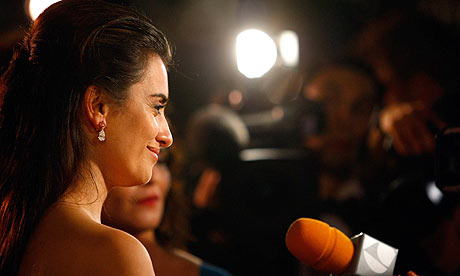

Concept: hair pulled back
[[0, 1, 172, 274]]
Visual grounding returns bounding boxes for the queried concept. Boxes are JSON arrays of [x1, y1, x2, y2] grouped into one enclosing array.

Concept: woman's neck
[[56, 160, 108, 223]]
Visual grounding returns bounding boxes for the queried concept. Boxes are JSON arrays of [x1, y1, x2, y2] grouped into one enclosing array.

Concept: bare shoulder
[[88, 225, 156, 276], [20, 209, 155, 276]]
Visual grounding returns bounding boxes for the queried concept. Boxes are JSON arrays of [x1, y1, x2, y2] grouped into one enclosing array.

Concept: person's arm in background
[[379, 101, 446, 156]]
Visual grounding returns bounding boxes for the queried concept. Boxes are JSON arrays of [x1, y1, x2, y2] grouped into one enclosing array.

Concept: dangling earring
[[97, 121, 106, 142]]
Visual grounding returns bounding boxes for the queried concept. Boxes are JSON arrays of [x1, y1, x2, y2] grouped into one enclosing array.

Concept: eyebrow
[[150, 93, 169, 104]]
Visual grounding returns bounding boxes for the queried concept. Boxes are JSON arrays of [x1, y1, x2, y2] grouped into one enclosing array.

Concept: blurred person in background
[[183, 103, 318, 276], [287, 58, 381, 276], [182, 104, 249, 274], [354, 10, 460, 162], [353, 9, 460, 275], [302, 58, 380, 208], [103, 149, 232, 276]]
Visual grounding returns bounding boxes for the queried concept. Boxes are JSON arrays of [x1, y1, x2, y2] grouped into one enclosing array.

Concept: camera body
[[435, 126, 460, 192]]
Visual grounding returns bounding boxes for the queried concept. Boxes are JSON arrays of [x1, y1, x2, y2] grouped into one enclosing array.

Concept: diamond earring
[[97, 121, 106, 142]]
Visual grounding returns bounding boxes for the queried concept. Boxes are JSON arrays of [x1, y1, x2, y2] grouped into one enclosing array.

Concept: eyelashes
[[153, 104, 165, 117]]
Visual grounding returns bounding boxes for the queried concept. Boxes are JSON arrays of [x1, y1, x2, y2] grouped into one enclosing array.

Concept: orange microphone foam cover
[[285, 218, 354, 274]]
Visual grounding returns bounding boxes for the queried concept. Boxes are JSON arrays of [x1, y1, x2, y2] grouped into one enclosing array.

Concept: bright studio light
[[27, 0, 61, 21], [279, 30, 299, 67], [236, 29, 277, 79]]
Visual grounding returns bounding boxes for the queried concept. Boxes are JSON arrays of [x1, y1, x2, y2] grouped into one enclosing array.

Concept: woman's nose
[[156, 117, 173, 148]]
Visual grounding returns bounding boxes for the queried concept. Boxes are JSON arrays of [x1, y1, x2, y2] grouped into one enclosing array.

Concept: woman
[[102, 150, 232, 276], [0, 1, 172, 275]]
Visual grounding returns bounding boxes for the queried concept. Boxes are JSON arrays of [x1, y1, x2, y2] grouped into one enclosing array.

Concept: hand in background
[[379, 101, 446, 156]]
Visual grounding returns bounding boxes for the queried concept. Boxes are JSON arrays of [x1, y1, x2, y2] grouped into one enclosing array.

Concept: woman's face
[[97, 54, 173, 187], [103, 161, 171, 233]]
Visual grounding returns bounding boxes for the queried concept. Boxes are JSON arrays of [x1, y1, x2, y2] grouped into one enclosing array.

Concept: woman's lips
[[147, 146, 160, 160], [138, 195, 159, 206]]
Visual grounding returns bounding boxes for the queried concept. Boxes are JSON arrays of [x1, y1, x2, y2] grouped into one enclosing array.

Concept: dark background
[[2, 0, 459, 139]]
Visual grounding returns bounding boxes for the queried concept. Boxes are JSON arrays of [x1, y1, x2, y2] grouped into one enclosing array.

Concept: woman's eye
[[153, 105, 164, 117]]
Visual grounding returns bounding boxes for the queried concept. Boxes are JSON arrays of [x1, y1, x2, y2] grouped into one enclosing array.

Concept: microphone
[[285, 218, 399, 275]]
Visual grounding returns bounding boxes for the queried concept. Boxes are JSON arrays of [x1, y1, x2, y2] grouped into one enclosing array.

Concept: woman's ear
[[83, 85, 109, 129]]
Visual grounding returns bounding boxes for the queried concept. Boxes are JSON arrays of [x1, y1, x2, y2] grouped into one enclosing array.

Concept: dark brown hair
[[0, 0, 172, 274]]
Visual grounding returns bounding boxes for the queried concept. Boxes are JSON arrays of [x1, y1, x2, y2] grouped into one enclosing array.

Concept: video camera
[[435, 126, 460, 192]]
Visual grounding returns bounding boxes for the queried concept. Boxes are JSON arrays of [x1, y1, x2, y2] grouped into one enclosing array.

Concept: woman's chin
[[108, 165, 154, 187], [134, 215, 162, 230], [134, 167, 154, 186], [117, 174, 152, 187]]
